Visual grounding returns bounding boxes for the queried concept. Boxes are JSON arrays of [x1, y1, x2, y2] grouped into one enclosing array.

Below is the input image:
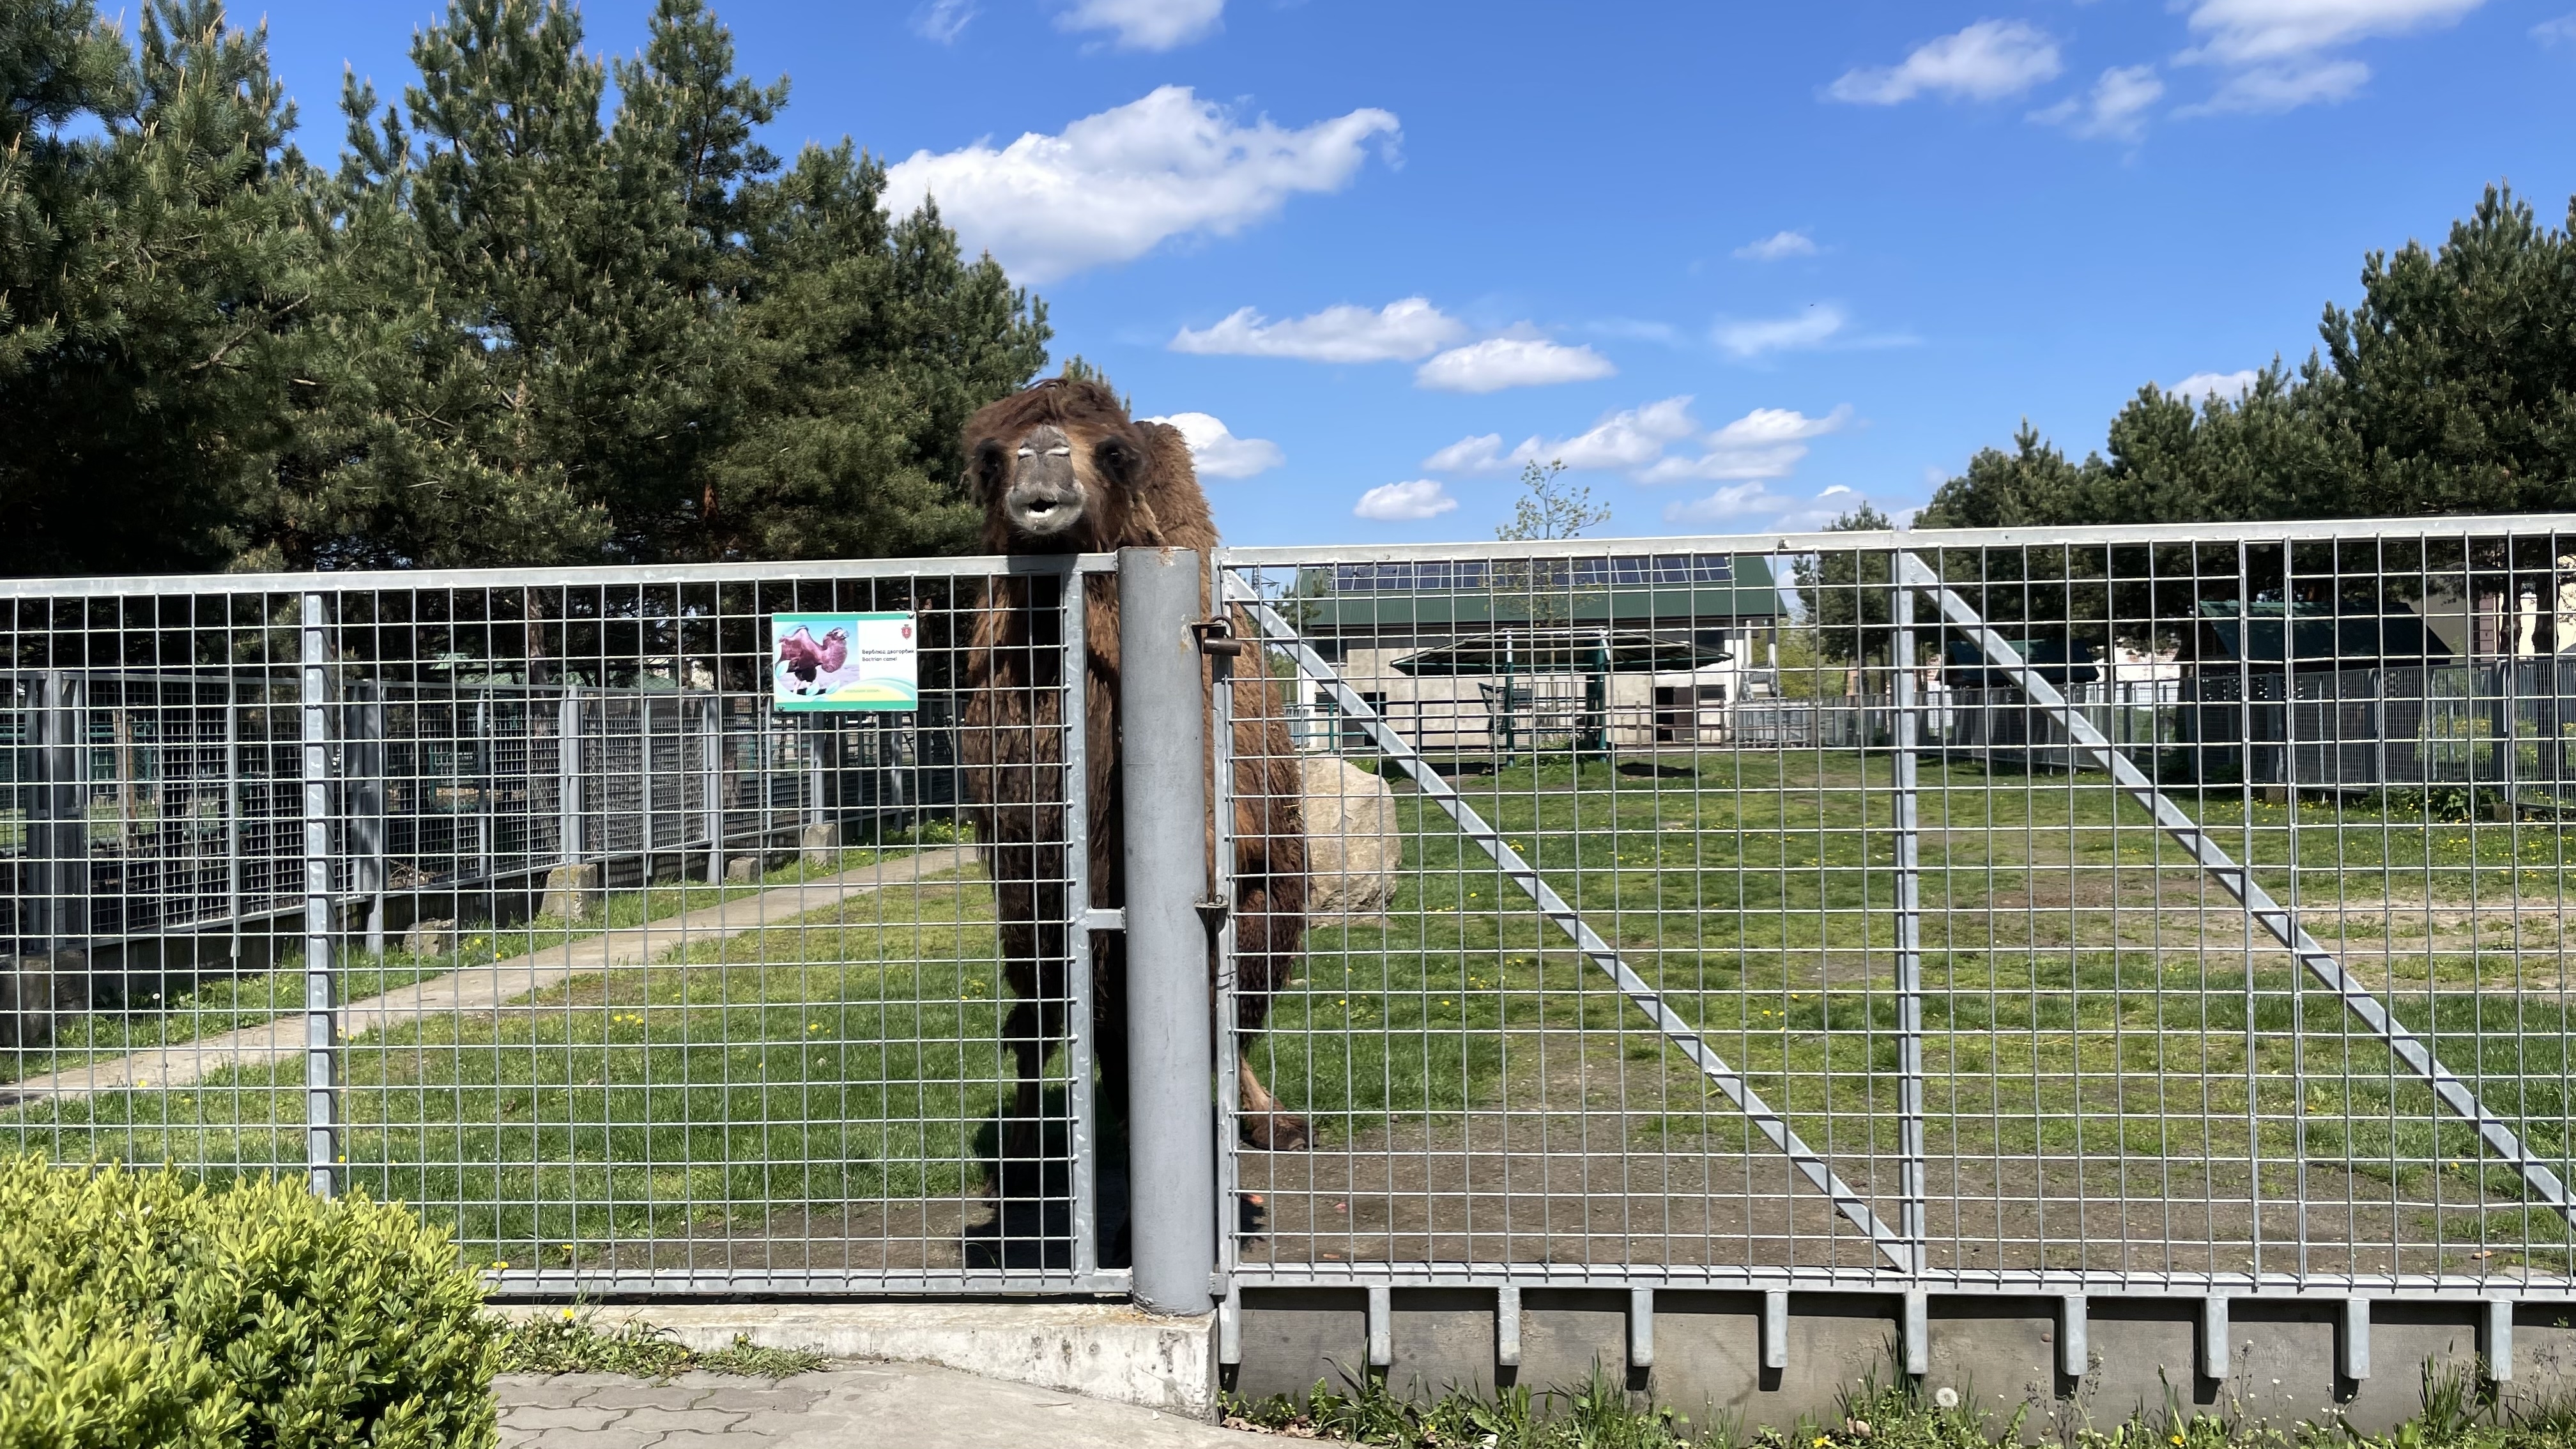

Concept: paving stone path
[[496, 1363, 1265, 1448]]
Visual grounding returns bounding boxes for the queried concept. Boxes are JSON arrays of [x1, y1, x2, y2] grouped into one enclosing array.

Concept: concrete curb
[[494, 1302, 1216, 1418]]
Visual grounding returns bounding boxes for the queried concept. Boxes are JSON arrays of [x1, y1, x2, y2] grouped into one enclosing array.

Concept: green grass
[[1224, 1357, 2576, 1449], [0, 841, 940, 1087], [8, 751, 2572, 1267], [496, 1310, 828, 1377]]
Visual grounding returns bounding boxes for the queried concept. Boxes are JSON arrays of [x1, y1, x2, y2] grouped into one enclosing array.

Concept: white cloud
[[1353, 480, 1457, 521], [1517, 397, 1702, 473], [2186, 57, 2370, 111], [1641, 406, 1854, 484], [2171, 0, 2485, 112], [1169, 298, 1463, 363], [1827, 20, 2062, 104], [2167, 369, 2262, 400], [1735, 230, 1818, 261], [1426, 399, 1851, 495], [1424, 400, 1688, 475], [1423, 434, 1508, 473], [1056, 0, 1223, 50], [2030, 65, 2166, 139], [2540, 12, 2576, 45], [1140, 411, 1284, 479], [882, 87, 1400, 282], [1714, 305, 1847, 358], [1414, 337, 1616, 394], [2179, 0, 2484, 66], [1663, 484, 1788, 525], [914, 0, 976, 42]]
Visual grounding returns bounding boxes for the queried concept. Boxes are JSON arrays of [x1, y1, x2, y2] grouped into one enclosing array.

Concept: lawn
[[8, 747, 2572, 1271]]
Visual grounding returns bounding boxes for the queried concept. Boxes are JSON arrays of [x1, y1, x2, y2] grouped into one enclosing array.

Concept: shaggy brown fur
[[954, 378, 1311, 1165]]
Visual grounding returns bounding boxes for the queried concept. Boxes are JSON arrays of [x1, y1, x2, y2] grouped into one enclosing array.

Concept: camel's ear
[[967, 437, 1011, 504], [1092, 433, 1146, 495]]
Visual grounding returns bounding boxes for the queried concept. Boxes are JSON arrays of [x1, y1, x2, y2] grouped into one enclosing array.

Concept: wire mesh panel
[[1221, 518, 2576, 1296], [0, 559, 1115, 1294]]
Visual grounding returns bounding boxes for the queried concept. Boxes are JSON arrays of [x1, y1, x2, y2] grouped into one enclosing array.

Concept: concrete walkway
[[1, 848, 975, 1105], [496, 1361, 1268, 1448]]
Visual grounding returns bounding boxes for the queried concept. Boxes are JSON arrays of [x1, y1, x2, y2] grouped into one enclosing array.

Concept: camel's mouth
[[1006, 486, 1085, 538]]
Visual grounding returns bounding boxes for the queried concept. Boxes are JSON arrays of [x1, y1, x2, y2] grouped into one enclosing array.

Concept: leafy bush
[[0, 1155, 498, 1448]]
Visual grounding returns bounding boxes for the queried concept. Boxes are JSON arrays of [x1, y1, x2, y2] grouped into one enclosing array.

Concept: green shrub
[[0, 1155, 498, 1448]]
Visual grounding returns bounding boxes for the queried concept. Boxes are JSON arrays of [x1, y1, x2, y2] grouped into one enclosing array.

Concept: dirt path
[[0, 848, 975, 1107]]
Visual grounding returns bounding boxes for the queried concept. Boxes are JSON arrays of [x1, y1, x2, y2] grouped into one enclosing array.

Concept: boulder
[[539, 863, 601, 921], [1297, 756, 1402, 923], [801, 821, 841, 868], [1, 950, 91, 1051], [404, 918, 459, 958]]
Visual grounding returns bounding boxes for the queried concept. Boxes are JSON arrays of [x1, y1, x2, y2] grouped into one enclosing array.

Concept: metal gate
[[1215, 517, 2576, 1339]]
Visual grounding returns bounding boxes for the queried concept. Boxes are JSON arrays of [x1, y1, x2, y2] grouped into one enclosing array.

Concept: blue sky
[[246, 0, 2574, 546]]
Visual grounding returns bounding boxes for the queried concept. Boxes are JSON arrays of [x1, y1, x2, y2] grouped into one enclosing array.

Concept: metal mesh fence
[[1220, 518, 2576, 1294], [0, 559, 1116, 1294], [10, 520, 2576, 1303]]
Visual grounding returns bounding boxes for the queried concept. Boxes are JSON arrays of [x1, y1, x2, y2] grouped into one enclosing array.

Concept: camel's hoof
[[1242, 1111, 1312, 1152]]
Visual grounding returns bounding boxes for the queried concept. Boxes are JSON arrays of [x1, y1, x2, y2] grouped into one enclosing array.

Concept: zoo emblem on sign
[[769, 612, 917, 712]]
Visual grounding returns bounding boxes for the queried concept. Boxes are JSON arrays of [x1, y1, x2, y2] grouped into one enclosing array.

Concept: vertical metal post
[[224, 673, 241, 962], [700, 693, 723, 884], [640, 699, 657, 881], [1892, 579, 1927, 1273], [558, 684, 584, 865], [300, 594, 337, 1199], [352, 680, 388, 956], [1119, 547, 1217, 1317], [1060, 568, 1101, 1279], [31, 672, 91, 954]]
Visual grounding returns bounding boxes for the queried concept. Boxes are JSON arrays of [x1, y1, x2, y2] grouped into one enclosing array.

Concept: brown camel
[[954, 377, 1311, 1172]]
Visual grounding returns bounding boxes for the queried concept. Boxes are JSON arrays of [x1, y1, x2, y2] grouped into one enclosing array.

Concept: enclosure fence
[[1217, 515, 2576, 1322], [6, 518, 2576, 1323]]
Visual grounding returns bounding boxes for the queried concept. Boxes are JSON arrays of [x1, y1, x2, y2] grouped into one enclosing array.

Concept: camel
[[954, 377, 1312, 1179]]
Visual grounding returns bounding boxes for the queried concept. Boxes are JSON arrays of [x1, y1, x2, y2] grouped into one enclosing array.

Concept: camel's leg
[[1236, 1053, 1310, 1151]]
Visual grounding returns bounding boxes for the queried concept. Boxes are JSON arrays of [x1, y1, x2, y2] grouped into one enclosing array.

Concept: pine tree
[[0, 0, 322, 576]]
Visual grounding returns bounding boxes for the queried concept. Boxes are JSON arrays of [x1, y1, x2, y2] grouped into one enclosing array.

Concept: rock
[[1, 951, 91, 1050], [539, 863, 601, 921], [725, 855, 762, 884], [801, 821, 841, 868], [1297, 756, 1401, 922], [404, 918, 459, 958]]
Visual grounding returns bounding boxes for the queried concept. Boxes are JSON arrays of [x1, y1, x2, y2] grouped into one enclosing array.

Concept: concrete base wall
[[1229, 1290, 2576, 1436], [496, 1301, 1214, 1418]]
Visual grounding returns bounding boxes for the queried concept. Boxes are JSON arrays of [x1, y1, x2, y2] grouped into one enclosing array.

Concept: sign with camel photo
[[769, 613, 917, 712]]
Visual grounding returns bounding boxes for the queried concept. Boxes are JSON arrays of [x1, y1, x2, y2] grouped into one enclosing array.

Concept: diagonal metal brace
[[1225, 572, 1914, 1271], [1896, 551, 2576, 1227]]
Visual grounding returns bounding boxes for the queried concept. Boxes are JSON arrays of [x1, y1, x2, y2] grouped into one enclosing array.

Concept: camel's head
[[963, 380, 1151, 551]]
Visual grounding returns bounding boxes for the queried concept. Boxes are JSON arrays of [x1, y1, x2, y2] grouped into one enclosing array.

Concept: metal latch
[[1190, 618, 1244, 656], [1196, 894, 1230, 928]]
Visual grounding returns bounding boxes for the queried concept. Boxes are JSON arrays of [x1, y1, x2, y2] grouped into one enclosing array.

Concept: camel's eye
[[1015, 447, 1034, 458], [1046, 446, 1071, 457]]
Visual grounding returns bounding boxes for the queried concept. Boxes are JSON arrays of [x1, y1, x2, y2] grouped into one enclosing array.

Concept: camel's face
[[995, 424, 1087, 540]]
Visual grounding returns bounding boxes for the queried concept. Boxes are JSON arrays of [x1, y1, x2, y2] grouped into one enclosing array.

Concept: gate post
[[300, 593, 338, 1199], [1118, 547, 1218, 1317]]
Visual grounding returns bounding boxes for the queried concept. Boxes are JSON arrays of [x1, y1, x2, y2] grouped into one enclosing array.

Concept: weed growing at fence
[[496, 1310, 827, 1377], [1221, 1361, 2576, 1449]]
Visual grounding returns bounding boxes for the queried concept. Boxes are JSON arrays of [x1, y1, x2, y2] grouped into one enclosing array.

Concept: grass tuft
[[496, 1308, 828, 1378]]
